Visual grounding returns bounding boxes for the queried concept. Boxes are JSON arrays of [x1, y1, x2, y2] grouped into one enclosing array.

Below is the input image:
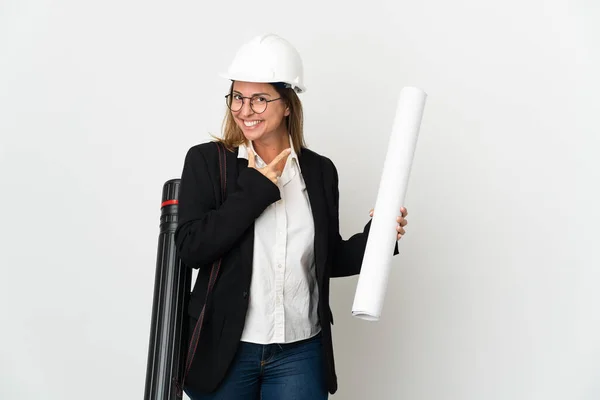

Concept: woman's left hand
[[369, 206, 408, 241]]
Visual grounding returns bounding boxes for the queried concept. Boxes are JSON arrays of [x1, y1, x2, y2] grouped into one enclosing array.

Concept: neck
[[251, 131, 290, 164]]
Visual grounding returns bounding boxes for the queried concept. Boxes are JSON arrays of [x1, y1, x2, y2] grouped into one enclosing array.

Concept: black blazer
[[174, 141, 398, 395]]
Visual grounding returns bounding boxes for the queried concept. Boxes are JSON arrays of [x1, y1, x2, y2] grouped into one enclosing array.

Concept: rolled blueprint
[[352, 86, 427, 321]]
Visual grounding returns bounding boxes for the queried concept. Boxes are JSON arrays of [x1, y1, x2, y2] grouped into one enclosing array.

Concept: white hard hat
[[220, 33, 306, 93]]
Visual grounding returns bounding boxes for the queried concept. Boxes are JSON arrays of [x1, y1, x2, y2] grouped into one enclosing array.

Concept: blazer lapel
[[299, 149, 328, 283], [232, 147, 255, 282]]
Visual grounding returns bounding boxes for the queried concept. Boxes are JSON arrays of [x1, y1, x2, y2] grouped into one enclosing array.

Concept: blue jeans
[[185, 333, 328, 400]]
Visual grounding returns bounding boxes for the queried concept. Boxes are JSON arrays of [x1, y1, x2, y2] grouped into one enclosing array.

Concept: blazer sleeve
[[174, 145, 281, 268], [327, 158, 399, 278]]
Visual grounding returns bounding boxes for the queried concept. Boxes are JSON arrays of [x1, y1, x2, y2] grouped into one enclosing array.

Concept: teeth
[[244, 120, 262, 127]]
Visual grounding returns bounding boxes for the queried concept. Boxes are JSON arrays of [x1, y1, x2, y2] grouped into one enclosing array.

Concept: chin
[[238, 125, 267, 141], [240, 130, 264, 142]]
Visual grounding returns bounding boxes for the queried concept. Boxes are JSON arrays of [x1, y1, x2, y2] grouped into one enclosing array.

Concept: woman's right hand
[[247, 147, 291, 185]]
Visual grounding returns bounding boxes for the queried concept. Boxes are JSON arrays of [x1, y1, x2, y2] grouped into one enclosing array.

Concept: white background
[[1, 1, 599, 399]]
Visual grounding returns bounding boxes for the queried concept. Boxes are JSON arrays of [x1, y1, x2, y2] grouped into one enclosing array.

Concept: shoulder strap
[[215, 141, 228, 204], [177, 141, 227, 396]]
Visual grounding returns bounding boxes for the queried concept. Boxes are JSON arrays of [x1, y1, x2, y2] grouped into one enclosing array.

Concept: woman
[[174, 33, 408, 400]]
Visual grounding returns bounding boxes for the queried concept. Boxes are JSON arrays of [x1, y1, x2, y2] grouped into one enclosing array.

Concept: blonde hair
[[216, 83, 306, 154]]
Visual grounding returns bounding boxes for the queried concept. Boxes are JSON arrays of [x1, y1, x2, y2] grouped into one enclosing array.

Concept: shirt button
[[278, 264, 282, 269]]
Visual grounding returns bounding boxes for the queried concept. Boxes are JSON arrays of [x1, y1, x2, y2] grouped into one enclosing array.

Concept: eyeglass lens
[[226, 95, 268, 114]]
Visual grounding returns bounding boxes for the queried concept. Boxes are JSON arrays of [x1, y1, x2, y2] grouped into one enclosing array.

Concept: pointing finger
[[247, 148, 255, 168], [269, 148, 292, 168]]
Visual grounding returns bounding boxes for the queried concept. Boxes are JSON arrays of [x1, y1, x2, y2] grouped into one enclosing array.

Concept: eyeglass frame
[[224, 93, 283, 114]]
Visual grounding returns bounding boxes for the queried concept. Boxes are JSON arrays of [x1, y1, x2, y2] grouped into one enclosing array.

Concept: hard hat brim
[[219, 72, 306, 93]]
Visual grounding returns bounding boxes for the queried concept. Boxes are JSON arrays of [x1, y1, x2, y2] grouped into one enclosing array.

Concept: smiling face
[[230, 81, 290, 143]]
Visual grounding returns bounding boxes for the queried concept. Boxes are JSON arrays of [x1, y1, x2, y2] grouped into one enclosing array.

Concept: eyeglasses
[[225, 94, 283, 114]]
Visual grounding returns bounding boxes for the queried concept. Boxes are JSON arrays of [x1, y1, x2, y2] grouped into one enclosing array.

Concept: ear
[[284, 106, 291, 117]]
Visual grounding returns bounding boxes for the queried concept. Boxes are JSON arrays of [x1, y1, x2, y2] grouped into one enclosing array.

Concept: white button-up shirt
[[238, 138, 320, 344]]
